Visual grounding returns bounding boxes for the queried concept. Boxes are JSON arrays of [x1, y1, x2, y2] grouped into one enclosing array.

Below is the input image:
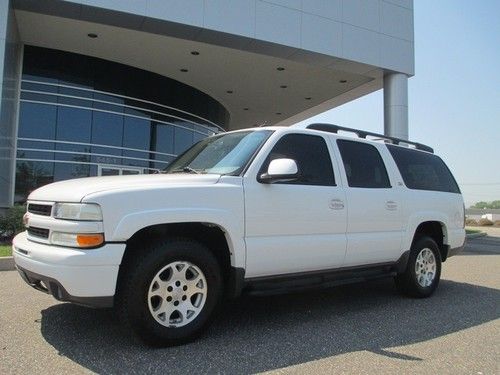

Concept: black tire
[[117, 238, 223, 346], [395, 236, 442, 298]]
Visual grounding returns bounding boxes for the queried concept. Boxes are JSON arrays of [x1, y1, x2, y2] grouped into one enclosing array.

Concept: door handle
[[329, 199, 345, 210], [385, 200, 398, 210]]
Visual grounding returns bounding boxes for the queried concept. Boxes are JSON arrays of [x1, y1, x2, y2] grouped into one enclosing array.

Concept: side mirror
[[258, 158, 299, 184]]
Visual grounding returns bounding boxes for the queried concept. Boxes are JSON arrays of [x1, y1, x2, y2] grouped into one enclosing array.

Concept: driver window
[[259, 134, 335, 186]]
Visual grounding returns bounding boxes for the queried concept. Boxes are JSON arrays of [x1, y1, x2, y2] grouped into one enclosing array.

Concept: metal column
[[384, 73, 409, 140]]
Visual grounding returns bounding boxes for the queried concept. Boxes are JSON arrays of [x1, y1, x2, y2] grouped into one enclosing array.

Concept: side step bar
[[243, 252, 410, 296]]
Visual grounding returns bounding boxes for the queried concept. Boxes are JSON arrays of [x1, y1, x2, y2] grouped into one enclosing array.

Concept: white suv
[[13, 123, 466, 346]]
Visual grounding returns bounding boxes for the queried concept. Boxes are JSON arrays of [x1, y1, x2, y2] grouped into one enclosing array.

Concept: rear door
[[336, 139, 404, 266]]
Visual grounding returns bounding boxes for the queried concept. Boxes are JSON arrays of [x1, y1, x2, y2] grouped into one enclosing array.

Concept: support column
[[0, 0, 22, 208], [383, 73, 408, 140]]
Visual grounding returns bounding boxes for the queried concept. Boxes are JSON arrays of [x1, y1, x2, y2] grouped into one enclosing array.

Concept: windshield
[[164, 130, 272, 175]]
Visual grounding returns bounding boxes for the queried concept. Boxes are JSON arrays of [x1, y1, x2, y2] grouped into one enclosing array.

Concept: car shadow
[[40, 278, 500, 374]]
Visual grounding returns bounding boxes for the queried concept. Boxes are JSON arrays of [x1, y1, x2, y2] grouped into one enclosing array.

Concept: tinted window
[[260, 134, 335, 186], [18, 103, 56, 140], [337, 140, 391, 188], [387, 145, 460, 193], [56, 107, 92, 142]]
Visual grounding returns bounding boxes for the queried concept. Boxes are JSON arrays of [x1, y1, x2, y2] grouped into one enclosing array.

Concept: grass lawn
[[466, 229, 481, 234], [0, 244, 12, 257]]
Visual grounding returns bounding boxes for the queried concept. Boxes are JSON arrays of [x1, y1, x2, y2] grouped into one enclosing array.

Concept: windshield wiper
[[169, 166, 200, 174]]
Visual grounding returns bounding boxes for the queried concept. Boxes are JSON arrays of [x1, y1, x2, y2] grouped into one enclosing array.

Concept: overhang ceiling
[[15, 10, 383, 130]]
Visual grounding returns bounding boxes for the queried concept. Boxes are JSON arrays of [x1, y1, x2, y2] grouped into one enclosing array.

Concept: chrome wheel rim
[[147, 261, 207, 328], [415, 248, 436, 287]]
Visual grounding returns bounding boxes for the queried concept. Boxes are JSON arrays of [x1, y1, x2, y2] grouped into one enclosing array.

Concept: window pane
[[15, 161, 54, 203], [92, 112, 123, 147], [56, 107, 92, 142], [337, 140, 390, 188], [154, 123, 174, 155], [260, 134, 335, 186], [100, 168, 120, 176], [174, 127, 194, 155], [123, 117, 150, 151], [18, 103, 57, 140], [54, 162, 91, 181], [387, 145, 460, 193]]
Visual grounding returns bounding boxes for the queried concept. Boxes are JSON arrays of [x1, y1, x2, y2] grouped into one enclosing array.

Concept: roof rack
[[307, 123, 434, 153]]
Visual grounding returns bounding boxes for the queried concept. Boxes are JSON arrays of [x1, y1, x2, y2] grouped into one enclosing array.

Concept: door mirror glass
[[258, 158, 299, 183]]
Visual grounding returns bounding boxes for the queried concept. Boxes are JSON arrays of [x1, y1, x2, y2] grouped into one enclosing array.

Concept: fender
[[111, 208, 245, 269], [403, 211, 449, 250]]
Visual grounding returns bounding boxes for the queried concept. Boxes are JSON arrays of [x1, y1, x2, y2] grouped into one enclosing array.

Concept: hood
[[28, 173, 222, 203]]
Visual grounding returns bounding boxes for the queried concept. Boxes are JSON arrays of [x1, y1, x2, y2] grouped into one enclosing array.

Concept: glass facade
[[15, 46, 229, 202]]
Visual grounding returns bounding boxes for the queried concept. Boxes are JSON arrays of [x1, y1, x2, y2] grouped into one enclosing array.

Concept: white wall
[[57, 0, 414, 75]]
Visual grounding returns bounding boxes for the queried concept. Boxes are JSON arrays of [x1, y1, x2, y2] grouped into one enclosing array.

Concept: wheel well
[[119, 222, 232, 286], [413, 221, 448, 261]]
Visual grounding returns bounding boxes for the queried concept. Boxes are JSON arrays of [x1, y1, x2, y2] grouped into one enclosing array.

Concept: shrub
[[0, 205, 26, 240], [465, 218, 478, 226], [478, 218, 493, 226]]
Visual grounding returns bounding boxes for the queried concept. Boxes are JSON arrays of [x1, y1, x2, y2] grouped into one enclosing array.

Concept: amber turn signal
[[76, 233, 104, 248]]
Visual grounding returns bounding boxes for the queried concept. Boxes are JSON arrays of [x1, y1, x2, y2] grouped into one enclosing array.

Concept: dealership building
[[0, 0, 414, 207]]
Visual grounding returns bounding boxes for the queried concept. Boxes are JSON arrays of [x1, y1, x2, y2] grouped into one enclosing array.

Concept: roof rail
[[307, 123, 434, 153]]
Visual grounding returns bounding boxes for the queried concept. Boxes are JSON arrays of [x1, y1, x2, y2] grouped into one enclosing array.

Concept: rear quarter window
[[387, 145, 460, 193]]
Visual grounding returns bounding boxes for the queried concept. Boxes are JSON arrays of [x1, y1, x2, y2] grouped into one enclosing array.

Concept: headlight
[[53, 203, 102, 221], [51, 232, 104, 248]]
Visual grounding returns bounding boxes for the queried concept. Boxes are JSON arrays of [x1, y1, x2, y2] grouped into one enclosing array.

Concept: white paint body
[[13, 127, 466, 298]]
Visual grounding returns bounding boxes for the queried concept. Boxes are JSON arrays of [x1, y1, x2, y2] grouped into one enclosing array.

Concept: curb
[[466, 232, 487, 239], [0, 256, 15, 271]]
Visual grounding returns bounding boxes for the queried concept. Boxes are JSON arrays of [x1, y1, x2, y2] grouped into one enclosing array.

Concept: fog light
[[51, 232, 104, 248]]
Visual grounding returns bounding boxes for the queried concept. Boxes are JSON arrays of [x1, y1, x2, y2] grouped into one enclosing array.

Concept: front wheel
[[395, 236, 442, 298], [118, 238, 222, 346]]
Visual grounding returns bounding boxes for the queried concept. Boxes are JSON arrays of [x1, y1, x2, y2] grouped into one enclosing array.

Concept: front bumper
[[13, 232, 126, 308]]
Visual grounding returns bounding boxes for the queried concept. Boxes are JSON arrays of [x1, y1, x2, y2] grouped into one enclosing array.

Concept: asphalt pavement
[[1, 235, 499, 374]]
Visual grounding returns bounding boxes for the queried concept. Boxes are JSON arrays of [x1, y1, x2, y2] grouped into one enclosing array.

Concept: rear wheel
[[395, 236, 442, 298], [118, 238, 222, 346]]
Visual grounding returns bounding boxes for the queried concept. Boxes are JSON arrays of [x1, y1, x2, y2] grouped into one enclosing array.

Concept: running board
[[243, 263, 399, 296]]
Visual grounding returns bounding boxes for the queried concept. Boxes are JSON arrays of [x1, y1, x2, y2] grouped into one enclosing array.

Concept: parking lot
[[1, 233, 499, 375]]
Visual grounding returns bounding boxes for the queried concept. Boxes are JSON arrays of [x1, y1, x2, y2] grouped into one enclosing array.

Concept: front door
[[244, 133, 347, 278]]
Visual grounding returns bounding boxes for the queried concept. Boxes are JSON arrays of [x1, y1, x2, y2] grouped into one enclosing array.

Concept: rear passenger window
[[387, 145, 460, 193], [337, 140, 391, 188], [260, 134, 335, 186]]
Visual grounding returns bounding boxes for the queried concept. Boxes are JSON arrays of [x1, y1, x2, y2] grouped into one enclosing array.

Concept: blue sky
[[301, 0, 499, 207]]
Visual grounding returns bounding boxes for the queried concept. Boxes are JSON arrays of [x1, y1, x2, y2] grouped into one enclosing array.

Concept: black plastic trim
[[16, 265, 114, 308], [243, 252, 410, 296], [308, 123, 434, 153], [226, 266, 246, 298]]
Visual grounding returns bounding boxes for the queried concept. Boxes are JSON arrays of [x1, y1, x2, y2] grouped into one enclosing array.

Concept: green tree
[[0, 205, 26, 239], [472, 201, 500, 209]]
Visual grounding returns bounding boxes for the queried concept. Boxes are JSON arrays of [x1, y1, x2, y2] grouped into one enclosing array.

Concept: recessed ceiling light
[[226, 90, 233, 94], [280, 85, 287, 89], [180, 68, 189, 72], [339, 79, 347, 83], [191, 51, 200, 55], [305, 97, 312, 100], [277, 67, 285, 71], [87, 33, 98, 38]]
